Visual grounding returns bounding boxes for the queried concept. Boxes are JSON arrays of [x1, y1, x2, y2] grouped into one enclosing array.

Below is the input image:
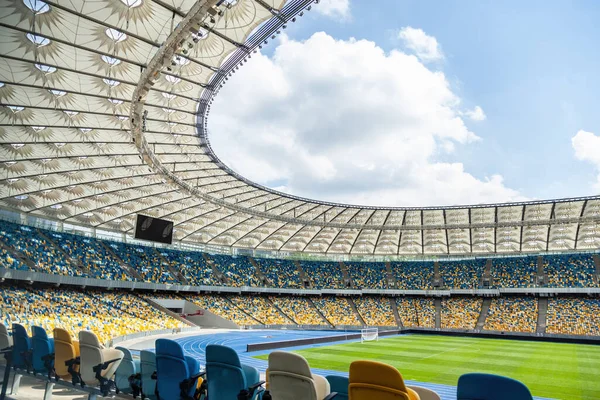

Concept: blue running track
[[142, 329, 552, 400]]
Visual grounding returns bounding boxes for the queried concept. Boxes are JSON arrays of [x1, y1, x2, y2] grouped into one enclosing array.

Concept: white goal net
[[360, 328, 378, 343]]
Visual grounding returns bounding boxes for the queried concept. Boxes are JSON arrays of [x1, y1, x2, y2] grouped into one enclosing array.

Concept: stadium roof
[[1, 0, 600, 256]]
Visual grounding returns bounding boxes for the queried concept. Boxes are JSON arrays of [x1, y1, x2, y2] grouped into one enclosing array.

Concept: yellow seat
[[54, 328, 80, 379], [349, 360, 419, 400]]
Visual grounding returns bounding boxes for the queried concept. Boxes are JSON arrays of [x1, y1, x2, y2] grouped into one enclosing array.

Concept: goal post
[[360, 328, 378, 343]]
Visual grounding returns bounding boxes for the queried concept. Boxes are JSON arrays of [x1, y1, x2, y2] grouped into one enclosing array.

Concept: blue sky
[[210, 0, 600, 206]]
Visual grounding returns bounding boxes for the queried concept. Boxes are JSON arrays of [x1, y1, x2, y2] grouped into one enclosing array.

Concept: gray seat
[[79, 330, 124, 387]]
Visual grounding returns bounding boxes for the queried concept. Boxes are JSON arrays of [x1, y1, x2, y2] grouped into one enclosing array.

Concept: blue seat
[[115, 346, 140, 393], [326, 375, 348, 400], [31, 326, 54, 375], [11, 323, 31, 370], [140, 350, 157, 400], [155, 339, 202, 400], [206, 344, 262, 400], [457, 373, 533, 400]]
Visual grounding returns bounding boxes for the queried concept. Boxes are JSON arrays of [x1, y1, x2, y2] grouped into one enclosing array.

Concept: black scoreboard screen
[[134, 214, 174, 245]]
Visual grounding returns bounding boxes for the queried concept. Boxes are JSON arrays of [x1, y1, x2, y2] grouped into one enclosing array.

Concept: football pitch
[[255, 334, 600, 400]]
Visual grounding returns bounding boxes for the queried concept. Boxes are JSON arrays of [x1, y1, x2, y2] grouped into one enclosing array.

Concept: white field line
[[417, 344, 478, 361]]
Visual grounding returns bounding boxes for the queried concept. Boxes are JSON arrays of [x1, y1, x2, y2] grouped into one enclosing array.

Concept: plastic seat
[[326, 375, 349, 400], [31, 326, 54, 375], [140, 350, 157, 400], [408, 386, 441, 400], [268, 350, 332, 400], [115, 346, 140, 393], [348, 360, 419, 400], [156, 338, 203, 400], [457, 373, 533, 400], [53, 328, 80, 381], [79, 330, 123, 392], [11, 323, 32, 370], [0, 324, 11, 349], [206, 344, 262, 400]]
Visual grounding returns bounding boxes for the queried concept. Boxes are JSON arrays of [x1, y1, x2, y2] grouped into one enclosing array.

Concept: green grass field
[[255, 334, 600, 400]]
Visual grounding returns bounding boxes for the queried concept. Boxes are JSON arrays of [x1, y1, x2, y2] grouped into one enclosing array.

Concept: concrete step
[[389, 297, 403, 328], [434, 298, 442, 329], [537, 297, 549, 334], [347, 297, 366, 327], [476, 297, 492, 330]]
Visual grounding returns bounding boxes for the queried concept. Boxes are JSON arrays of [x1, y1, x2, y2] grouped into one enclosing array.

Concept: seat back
[[156, 339, 192, 400], [349, 360, 413, 400], [31, 326, 54, 373], [268, 351, 319, 400], [0, 324, 11, 349], [79, 330, 105, 384], [457, 373, 533, 400], [53, 328, 79, 378], [408, 386, 441, 400], [115, 346, 138, 392], [327, 375, 349, 400], [206, 344, 247, 400], [140, 350, 157, 400], [11, 323, 31, 369]]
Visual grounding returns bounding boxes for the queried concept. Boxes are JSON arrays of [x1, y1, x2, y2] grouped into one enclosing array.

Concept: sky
[[209, 0, 600, 207]]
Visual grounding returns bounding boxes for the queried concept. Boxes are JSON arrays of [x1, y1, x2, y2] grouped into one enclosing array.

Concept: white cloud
[[398, 26, 443, 63], [314, 0, 350, 21], [209, 32, 525, 207], [572, 130, 600, 189], [464, 105, 487, 121]]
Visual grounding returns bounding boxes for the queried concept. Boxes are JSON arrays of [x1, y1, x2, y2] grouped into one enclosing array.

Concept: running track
[[141, 329, 552, 400]]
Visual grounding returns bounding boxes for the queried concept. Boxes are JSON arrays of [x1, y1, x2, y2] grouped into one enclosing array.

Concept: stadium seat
[[206, 344, 262, 400], [11, 323, 32, 371], [0, 324, 11, 349], [115, 346, 140, 394], [326, 375, 349, 400], [348, 360, 419, 400], [456, 373, 533, 400], [267, 350, 333, 400], [156, 338, 203, 400], [140, 350, 157, 400], [79, 330, 123, 394], [31, 326, 54, 376], [53, 328, 80, 382], [407, 386, 441, 400]]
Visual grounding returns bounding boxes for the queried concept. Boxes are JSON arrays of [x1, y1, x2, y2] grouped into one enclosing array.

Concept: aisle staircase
[[295, 260, 311, 288], [536, 256, 548, 286], [307, 298, 334, 327], [385, 262, 397, 289], [142, 296, 197, 327], [536, 298, 549, 334], [248, 257, 269, 286], [204, 254, 227, 284], [266, 297, 296, 324], [480, 260, 492, 288], [433, 261, 442, 288], [347, 297, 366, 327], [476, 298, 492, 330], [339, 261, 353, 288], [593, 255, 600, 285], [0, 241, 39, 272], [100, 241, 143, 280], [154, 248, 189, 285], [38, 229, 87, 274], [389, 297, 403, 328], [434, 298, 442, 329]]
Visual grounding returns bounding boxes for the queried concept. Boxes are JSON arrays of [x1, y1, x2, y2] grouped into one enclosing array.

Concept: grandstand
[[0, 0, 600, 398]]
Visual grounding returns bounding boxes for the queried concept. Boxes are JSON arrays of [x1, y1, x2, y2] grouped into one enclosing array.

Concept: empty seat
[[53, 328, 80, 381], [31, 326, 54, 375], [268, 350, 332, 400], [348, 360, 419, 400], [11, 323, 32, 370], [155, 338, 203, 400], [0, 324, 11, 349], [115, 346, 140, 393], [206, 344, 262, 400], [79, 330, 123, 391], [457, 373, 533, 400], [408, 386, 441, 400], [140, 350, 157, 400], [326, 375, 349, 400]]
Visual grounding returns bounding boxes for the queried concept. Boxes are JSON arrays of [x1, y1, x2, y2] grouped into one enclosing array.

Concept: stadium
[[0, 0, 599, 399]]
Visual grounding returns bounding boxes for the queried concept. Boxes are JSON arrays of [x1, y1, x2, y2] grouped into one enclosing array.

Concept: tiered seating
[[312, 297, 360, 326], [546, 297, 600, 336], [441, 297, 482, 329], [258, 258, 302, 288], [545, 254, 597, 288], [484, 297, 538, 333], [184, 294, 257, 326], [440, 259, 486, 289], [0, 220, 84, 276], [55, 231, 132, 281], [229, 296, 291, 325], [300, 261, 345, 289], [0, 286, 185, 345], [346, 262, 388, 289], [492, 256, 537, 288], [391, 262, 433, 290], [0, 247, 29, 271], [269, 296, 327, 325], [354, 297, 396, 326], [109, 241, 177, 284], [158, 247, 217, 286], [208, 254, 261, 287], [395, 297, 435, 328]]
